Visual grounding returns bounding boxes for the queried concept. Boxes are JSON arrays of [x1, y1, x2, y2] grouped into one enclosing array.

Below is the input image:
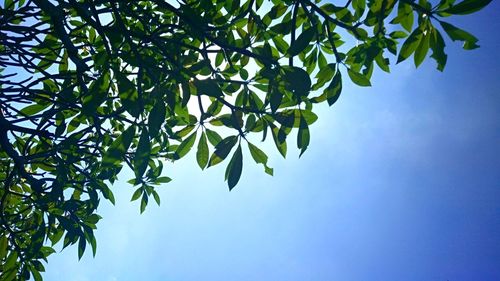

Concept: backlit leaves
[[0, 0, 489, 279], [442, 0, 492, 15], [248, 142, 273, 175], [175, 132, 197, 160], [397, 27, 423, 64], [347, 68, 371, 87]]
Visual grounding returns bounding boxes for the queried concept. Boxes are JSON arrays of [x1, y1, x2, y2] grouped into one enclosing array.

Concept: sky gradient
[[43, 3, 500, 281]]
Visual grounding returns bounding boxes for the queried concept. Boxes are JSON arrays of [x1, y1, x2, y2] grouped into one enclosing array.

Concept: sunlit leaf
[[347, 68, 371, 87], [175, 132, 197, 159]]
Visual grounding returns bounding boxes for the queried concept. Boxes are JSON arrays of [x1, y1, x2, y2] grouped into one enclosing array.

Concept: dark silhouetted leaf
[[197, 131, 209, 169], [148, 101, 166, 138], [77, 237, 86, 260], [102, 125, 135, 167], [134, 129, 151, 178], [116, 72, 141, 117], [297, 115, 310, 157], [194, 79, 223, 97], [225, 145, 243, 190], [82, 71, 110, 114], [288, 28, 315, 56]]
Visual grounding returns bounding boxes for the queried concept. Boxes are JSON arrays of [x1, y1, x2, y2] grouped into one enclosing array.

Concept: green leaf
[[247, 141, 273, 176], [181, 82, 192, 107], [311, 70, 342, 105], [269, 87, 283, 113], [116, 72, 141, 117], [439, 21, 479, 50], [248, 142, 268, 165], [375, 53, 391, 73], [88, 233, 97, 257], [272, 35, 289, 54], [347, 68, 371, 87], [175, 132, 197, 159], [225, 145, 243, 191], [215, 52, 224, 67], [20, 103, 50, 116], [134, 129, 151, 178], [414, 32, 430, 67], [287, 28, 315, 57], [32, 268, 43, 281], [274, 109, 318, 128], [389, 31, 408, 39], [208, 136, 238, 167], [131, 187, 142, 202], [0, 235, 8, 260], [197, 131, 209, 169], [194, 79, 223, 97], [155, 176, 172, 184], [82, 71, 110, 114], [297, 115, 310, 157], [152, 190, 161, 205], [4, 251, 18, 271], [85, 214, 102, 224], [101, 185, 116, 205], [395, 2, 414, 32], [443, 0, 492, 15], [282, 66, 312, 97], [270, 124, 287, 158], [205, 128, 223, 146], [148, 101, 166, 138], [4, 0, 14, 9], [78, 236, 86, 260], [264, 165, 274, 176], [175, 125, 195, 138], [429, 28, 448, 71], [313, 63, 336, 90], [397, 27, 423, 63], [140, 193, 148, 213], [245, 114, 257, 132], [102, 125, 136, 167], [327, 71, 343, 106]]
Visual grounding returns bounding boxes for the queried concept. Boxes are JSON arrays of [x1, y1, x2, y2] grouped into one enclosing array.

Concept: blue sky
[[43, 3, 500, 281]]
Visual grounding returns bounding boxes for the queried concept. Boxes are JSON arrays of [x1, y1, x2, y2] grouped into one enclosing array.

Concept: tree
[[0, 0, 491, 279]]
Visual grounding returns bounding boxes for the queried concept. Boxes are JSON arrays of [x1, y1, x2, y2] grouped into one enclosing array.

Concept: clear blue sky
[[43, 3, 500, 281]]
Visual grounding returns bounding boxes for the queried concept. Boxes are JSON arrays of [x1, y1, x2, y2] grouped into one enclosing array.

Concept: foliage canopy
[[0, 0, 490, 279]]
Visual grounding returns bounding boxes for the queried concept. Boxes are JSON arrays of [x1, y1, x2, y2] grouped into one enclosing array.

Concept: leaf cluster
[[0, 0, 490, 279]]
